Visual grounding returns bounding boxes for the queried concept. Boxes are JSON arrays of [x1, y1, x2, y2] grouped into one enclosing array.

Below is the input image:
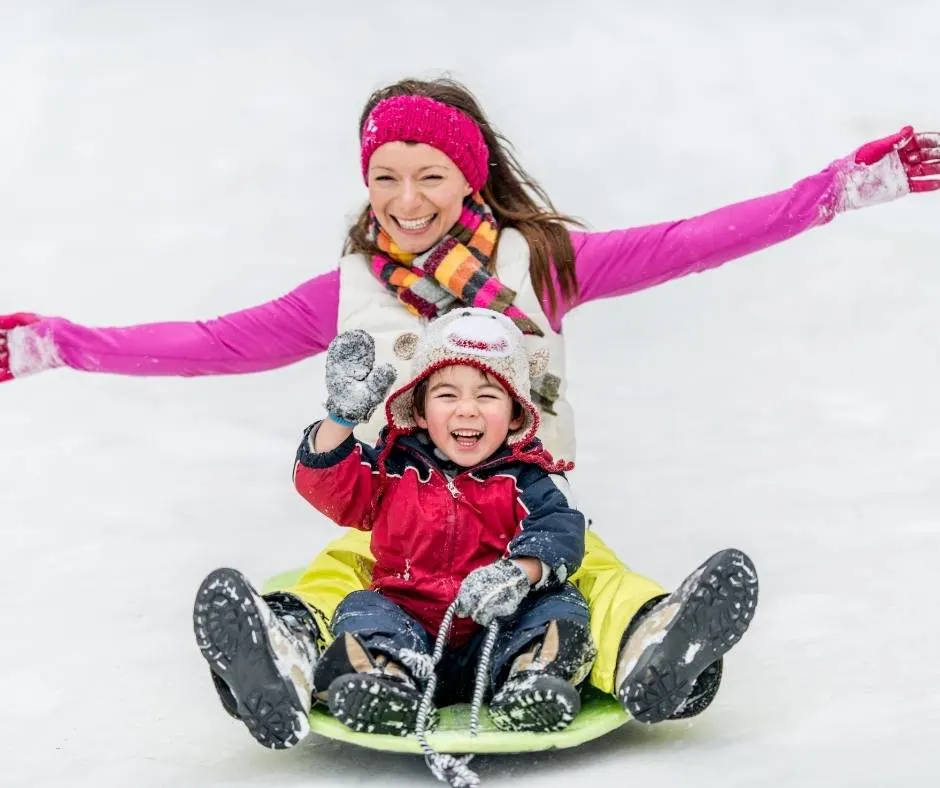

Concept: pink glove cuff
[[836, 151, 910, 213]]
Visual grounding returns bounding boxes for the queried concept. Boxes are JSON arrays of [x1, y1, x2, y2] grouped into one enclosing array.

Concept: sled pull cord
[[400, 601, 499, 788]]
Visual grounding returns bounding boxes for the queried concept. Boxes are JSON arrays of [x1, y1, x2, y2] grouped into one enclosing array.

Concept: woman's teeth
[[396, 214, 435, 232]]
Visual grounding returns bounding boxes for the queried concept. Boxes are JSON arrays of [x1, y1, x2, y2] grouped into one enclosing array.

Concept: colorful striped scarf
[[368, 194, 544, 338]]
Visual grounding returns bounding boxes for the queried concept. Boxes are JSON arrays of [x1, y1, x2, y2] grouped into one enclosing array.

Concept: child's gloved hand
[[455, 559, 531, 627], [0, 313, 41, 383], [324, 329, 397, 425]]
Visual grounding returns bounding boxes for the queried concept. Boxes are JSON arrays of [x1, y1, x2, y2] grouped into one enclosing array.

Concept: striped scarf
[[368, 193, 544, 337]]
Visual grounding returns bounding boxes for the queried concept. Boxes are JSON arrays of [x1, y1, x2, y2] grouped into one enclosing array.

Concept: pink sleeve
[[551, 160, 847, 324], [25, 270, 340, 377]]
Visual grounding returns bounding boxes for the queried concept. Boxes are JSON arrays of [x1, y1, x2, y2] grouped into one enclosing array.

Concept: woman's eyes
[[374, 174, 442, 183]]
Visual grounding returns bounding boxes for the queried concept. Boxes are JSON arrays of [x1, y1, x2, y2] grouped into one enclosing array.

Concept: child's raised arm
[[313, 330, 396, 453], [292, 330, 397, 528]]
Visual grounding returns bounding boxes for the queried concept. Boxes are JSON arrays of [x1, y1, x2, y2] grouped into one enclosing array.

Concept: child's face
[[414, 364, 523, 468]]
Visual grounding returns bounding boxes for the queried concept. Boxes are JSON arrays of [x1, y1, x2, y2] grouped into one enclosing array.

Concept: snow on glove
[[455, 559, 531, 627], [840, 126, 940, 211], [0, 313, 41, 383], [324, 329, 397, 424]]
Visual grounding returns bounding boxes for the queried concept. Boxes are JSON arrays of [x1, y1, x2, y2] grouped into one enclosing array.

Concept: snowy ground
[[2, 1, 939, 786]]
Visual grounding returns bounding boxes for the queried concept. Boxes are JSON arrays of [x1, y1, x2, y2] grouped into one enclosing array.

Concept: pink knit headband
[[360, 95, 490, 192]]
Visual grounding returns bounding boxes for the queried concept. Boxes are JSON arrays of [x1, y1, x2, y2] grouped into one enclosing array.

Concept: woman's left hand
[[854, 127, 940, 191], [838, 126, 940, 212]]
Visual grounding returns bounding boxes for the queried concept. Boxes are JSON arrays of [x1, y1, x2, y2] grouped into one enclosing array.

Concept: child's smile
[[415, 364, 523, 467]]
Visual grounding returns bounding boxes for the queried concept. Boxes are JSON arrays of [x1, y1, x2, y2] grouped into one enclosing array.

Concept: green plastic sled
[[262, 569, 630, 754]]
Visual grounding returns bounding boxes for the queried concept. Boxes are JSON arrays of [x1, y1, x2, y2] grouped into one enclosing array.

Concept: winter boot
[[193, 568, 319, 749], [316, 632, 438, 736], [489, 619, 597, 732], [615, 548, 758, 724], [668, 659, 723, 720]]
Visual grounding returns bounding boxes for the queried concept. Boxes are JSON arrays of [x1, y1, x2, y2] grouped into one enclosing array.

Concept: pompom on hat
[[360, 95, 490, 192]]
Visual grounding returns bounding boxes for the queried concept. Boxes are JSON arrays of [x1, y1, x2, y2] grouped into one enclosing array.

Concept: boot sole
[[619, 549, 758, 723], [489, 674, 582, 732], [193, 568, 310, 749], [328, 674, 438, 737]]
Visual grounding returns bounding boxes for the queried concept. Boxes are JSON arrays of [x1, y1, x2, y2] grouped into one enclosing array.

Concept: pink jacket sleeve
[[553, 159, 848, 326], [16, 270, 341, 377]]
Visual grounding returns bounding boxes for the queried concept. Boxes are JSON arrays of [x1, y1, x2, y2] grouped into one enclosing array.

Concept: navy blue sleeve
[[294, 420, 382, 471], [507, 469, 585, 585]]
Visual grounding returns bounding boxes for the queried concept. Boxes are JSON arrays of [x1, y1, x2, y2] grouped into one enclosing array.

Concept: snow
[[837, 150, 910, 212], [6, 325, 61, 378], [1, 1, 939, 786]]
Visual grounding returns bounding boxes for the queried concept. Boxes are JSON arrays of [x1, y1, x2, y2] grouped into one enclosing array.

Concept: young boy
[[294, 307, 597, 736], [194, 308, 597, 744]]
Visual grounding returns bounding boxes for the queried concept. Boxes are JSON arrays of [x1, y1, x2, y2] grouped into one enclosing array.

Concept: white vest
[[337, 228, 576, 461]]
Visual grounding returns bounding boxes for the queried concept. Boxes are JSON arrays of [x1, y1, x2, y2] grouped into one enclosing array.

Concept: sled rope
[[402, 600, 499, 788]]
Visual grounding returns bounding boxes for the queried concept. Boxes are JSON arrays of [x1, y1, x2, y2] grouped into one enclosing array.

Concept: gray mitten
[[324, 330, 397, 424], [455, 559, 531, 627]]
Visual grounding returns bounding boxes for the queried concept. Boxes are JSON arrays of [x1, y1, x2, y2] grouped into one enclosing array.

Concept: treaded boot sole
[[619, 548, 758, 724], [489, 674, 582, 732], [328, 674, 438, 737], [193, 568, 310, 749]]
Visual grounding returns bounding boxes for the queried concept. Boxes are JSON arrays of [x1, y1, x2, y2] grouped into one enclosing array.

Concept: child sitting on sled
[[193, 307, 759, 749], [195, 308, 597, 741], [296, 307, 596, 736]]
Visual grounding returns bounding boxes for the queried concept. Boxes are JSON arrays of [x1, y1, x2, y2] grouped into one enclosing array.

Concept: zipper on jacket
[[444, 475, 482, 515], [444, 477, 459, 572]]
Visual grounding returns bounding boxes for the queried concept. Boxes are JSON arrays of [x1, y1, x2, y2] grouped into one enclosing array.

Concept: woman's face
[[367, 142, 473, 254]]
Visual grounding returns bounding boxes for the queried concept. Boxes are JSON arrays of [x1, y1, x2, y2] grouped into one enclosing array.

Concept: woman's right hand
[[0, 313, 41, 383]]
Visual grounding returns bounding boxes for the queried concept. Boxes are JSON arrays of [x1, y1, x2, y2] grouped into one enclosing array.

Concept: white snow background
[[1, 1, 938, 786]]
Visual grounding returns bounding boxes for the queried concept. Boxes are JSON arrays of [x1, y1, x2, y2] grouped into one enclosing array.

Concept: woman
[[2, 78, 938, 746]]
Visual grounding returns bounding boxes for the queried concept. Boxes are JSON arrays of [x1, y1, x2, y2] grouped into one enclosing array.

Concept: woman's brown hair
[[343, 77, 583, 322]]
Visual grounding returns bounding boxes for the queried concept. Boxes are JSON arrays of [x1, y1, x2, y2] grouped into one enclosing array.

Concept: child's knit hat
[[385, 307, 549, 447]]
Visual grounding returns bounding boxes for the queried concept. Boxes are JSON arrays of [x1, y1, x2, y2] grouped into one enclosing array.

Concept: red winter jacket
[[293, 426, 585, 646]]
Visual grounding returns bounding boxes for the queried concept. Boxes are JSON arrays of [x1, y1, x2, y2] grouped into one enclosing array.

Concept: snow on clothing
[[327, 585, 590, 706], [4, 156, 883, 694], [292, 426, 585, 647]]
